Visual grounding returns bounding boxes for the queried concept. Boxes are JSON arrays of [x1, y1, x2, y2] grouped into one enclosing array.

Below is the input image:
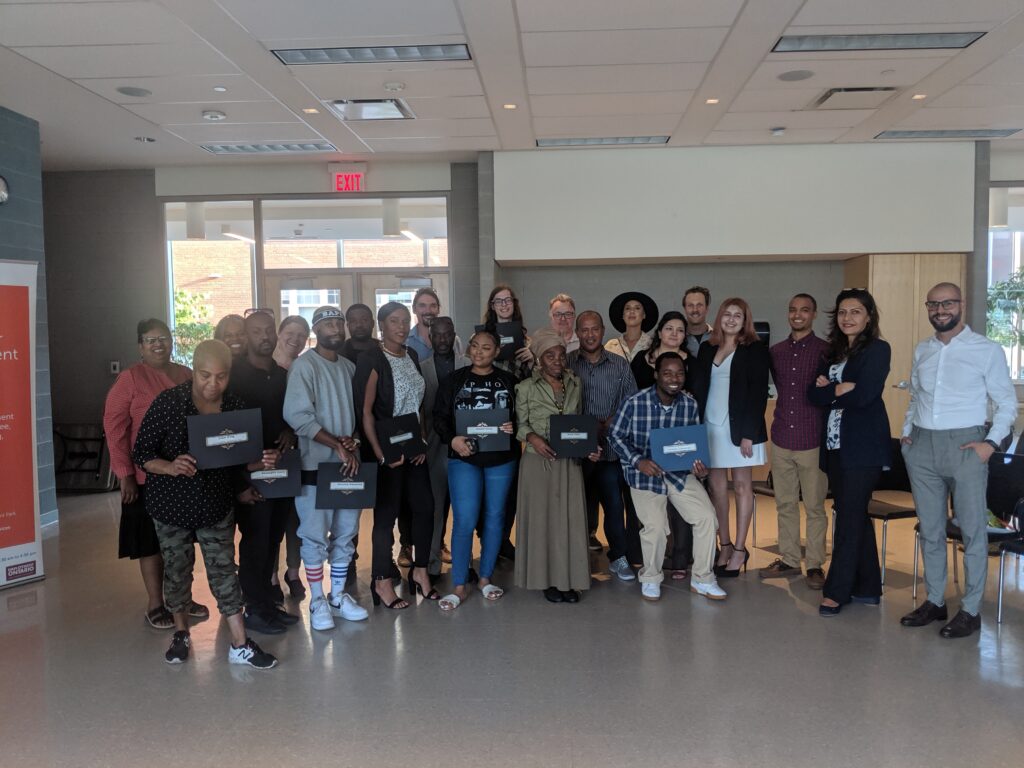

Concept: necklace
[[551, 378, 566, 414], [382, 344, 404, 357]]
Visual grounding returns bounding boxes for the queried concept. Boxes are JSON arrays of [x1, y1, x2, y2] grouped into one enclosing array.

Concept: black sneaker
[[165, 630, 191, 664], [243, 609, 287, 635], [228, 637, 278, 669], [588, 534, 603, 551]]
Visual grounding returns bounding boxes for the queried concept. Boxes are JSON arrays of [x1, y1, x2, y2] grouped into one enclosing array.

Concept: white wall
[[494, 143, 975, 264], [991, 148, 1024, 181]]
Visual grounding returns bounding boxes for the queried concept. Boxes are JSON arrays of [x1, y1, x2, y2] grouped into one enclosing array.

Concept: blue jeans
[[582, 460, 628, 561], [448, 459, 516, 586]]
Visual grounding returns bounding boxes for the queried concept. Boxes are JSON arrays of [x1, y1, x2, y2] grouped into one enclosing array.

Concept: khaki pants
[[630, 474, 717, 585], [771, 444, 828, 570]]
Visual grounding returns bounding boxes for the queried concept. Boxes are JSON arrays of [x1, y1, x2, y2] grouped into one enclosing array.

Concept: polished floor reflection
[[1, 490, 1023, 768]]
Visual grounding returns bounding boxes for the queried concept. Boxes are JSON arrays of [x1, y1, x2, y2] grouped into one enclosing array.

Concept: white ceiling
[[2, 0, 1024, 170]]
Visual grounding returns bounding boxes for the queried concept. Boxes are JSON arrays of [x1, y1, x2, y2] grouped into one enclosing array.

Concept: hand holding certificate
[[376, 413, 426, 465], [316, 462, 377, 509], [649, 424, 710, 473], [455, 408, 510, 453], [548, 415, 598, 459], [186, 408, 264, 469], [249, 447, 302, 498]]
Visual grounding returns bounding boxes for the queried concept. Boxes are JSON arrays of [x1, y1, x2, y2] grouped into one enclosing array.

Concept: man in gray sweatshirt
[[283, 305, 368, 630]]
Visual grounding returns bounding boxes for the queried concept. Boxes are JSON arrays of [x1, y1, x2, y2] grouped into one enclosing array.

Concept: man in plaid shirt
[[609, 352, 726, 603]]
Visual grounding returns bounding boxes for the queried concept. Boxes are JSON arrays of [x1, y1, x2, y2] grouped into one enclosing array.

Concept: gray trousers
[[903, 425, 989, 615]]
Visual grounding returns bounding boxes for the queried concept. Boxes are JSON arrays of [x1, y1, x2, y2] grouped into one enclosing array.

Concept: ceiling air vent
[[812, 87, 897, 110], [200, 142, 337, 154]]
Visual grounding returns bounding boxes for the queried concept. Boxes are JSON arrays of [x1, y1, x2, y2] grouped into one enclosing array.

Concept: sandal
[[188, 601, 210, 619], [439, 594, 462, 612], [145, 605, 174, 629], [481, 584, 504, 601]]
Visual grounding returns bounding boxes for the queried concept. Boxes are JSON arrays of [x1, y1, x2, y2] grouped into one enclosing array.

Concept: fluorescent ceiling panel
[[773, 32, 984, 52], [327, 99, 414, 120], [875, 128, 1020, 139], [200, 142, 337, 154], [536, 136, 670, 147], [272, 44, 470, 65]]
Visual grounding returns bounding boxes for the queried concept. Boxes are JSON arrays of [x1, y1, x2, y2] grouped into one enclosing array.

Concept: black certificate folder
[[548, 415, 598, 458], [649, 424, 710, 472], [315, 462, 377, 509], [187, 408, 263, 469], [455, 408, 510, 452], [376, 412, 425, 463], [249, 447, 301, 498]]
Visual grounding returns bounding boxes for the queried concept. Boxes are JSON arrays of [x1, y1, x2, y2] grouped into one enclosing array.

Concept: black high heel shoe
[[371, 577, 409, 610], [713, 541, 734, 576], [717, 547, 750, 578], [407, 571, 441, 601]]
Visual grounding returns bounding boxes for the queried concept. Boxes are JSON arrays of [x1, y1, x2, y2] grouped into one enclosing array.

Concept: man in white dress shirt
[[899, 283, 1018, 639]]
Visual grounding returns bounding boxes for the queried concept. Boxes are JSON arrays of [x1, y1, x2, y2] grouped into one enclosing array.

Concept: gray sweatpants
[[903, 425, 989, 615]]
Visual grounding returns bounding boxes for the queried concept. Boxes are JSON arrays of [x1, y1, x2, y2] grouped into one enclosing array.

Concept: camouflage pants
[[153, 513, 243, 617]]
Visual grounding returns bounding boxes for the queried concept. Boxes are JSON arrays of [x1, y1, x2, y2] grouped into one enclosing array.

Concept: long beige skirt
[[513, 452, 591, 591]]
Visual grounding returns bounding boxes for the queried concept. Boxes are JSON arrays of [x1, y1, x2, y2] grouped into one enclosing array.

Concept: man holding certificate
[[608, 352, 726, 603]]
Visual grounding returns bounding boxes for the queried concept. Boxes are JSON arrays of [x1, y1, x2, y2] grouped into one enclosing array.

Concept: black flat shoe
[[274, 607, 300, 625], [284, 574, 305, 599], [900, 600, 948, 627], [940, 609, 981, 639], [819, 602, 842, 617], [543, 587, 564, 603], [561, 590, 580, 603], [243, 609, 287, 635]]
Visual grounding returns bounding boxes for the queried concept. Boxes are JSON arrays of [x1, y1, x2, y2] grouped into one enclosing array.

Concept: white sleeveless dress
[[705, 351, 766, 469]]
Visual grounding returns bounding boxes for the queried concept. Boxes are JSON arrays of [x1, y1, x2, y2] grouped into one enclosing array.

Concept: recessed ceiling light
[[705, 98, 720, 105], [200, 142, 337, 154], [912, 93, 927, 100], [272, 44, 471, 65], [774, 32, 983, 53], [327, 99, 414, 120], [536, 136, 670, 147], [202, 110, 227, 121], [875, 129, 1021, 140], [503, 103, 517, 110], [134, 136, 156, 143], [213, 85, 228, 93], [383, 81, 406, 92], [302, 108, 320, 114], [770, 127, 786, 137], [117, 86, 152, 98], [777, 69, 814, 82]]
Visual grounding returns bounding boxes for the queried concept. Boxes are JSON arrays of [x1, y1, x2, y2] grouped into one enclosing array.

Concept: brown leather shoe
[[900, 600, 948, 627], [940, 609, 981, 639], [759, 558, 801, 579], [805, 568, 825, 590]]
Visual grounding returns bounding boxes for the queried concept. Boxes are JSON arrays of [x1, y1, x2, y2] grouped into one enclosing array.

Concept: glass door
[[263, 272, 356, 348]]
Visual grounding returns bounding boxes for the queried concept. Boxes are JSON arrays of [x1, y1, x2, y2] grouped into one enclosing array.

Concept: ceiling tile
[[717, 109, 876, 131], [930, 83, 1024, 107], [13, 43, 239, 79], [530, 91, 693, 118], [747, 57, 951, 89], [163, 122, 323, 143], [293, 65, 482, 98], [730, 88, 824, 112], [527, 62, 707, 95], [966, 54, 1024, 85], [363, 136, 500, 152], [0, 1, 195, 46], [126, 100, 300, 125], [533, 114, 680, 137], [73, 74, 273, 104], [521, 28, 729, 67], [217, 0, 463, 41], [704, 128, 847, 144], [402, 96, 491, 119], [346, 117, 495, 139], [896, 105, 1024, 128], [516, 0, 743, 31], [792, 0, 1024, 26]]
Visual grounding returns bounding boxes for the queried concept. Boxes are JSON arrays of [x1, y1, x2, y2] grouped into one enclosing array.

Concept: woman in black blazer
[[808, 288, 892, 617], [689, 298, 770, 577]]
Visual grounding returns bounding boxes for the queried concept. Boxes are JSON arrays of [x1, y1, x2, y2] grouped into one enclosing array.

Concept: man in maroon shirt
[[761, 294, 830, 590]]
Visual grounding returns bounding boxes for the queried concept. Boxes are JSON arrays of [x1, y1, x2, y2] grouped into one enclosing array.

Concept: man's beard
[[319, 335, 346, 351], [929, 311, 960, 333]]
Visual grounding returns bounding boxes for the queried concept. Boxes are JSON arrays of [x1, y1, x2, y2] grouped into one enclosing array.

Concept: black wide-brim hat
[[608, 292, 659, 333]]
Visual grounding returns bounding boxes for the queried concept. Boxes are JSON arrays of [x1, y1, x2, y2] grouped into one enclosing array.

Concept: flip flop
[[145, 605, 174, 629], [481, 584, 504, 601], [439, 594, 462, 612]]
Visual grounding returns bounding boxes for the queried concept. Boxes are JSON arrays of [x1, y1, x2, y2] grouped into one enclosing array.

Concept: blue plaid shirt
[[608, 385, 701, 494]]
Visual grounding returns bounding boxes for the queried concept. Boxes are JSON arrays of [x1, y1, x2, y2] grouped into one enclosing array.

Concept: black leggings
[[372, 460, 433, 577]]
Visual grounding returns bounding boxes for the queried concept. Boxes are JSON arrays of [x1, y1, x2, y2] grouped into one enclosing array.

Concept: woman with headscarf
[[606, 291, 658, 362], [514, 329, 600, 603]]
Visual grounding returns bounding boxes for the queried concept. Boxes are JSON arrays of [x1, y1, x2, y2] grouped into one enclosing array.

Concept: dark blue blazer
[[807, 339, 892, 470]]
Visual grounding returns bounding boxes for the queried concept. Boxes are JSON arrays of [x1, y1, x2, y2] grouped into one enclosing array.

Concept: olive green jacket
[[515, 368, 581, 453]]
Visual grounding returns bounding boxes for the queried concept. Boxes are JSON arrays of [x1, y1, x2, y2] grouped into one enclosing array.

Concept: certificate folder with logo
[[187, 408, 263, 469], [249, 447, 301, 498], [650, 424, 710, 472], [455, 408, 509, 452], [548, 415, 598, 458], [474, 321, 524, 362], [315, 462, 377, 509], [376, 413, 424, 464]]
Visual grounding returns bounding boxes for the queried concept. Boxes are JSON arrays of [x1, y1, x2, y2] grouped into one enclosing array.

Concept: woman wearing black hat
[[606, 292, 658, 363]]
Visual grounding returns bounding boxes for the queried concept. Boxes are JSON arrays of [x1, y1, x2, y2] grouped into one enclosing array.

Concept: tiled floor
[[1, 490, 1022, 768]]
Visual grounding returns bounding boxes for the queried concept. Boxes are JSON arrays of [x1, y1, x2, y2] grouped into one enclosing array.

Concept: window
[[987, 186, 1024, 380]]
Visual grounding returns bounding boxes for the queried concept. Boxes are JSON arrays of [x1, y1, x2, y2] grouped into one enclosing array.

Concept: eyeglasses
[[552, 311, 576, 320], [141, 336, 170, 345], [244, 307, 276, 318], [491, 297, 514, 307], [924, 299, 962, 311]]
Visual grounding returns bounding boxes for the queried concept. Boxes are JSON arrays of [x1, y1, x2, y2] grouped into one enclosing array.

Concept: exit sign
[[328, 162, 367, 193]]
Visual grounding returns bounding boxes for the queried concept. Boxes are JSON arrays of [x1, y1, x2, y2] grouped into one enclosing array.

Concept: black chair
[[866, 439, 916, 585], [911, 453, 1024, 623]]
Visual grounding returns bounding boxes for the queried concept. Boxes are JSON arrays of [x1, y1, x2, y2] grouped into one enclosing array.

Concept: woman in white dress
[[689, 298, 770, 577]]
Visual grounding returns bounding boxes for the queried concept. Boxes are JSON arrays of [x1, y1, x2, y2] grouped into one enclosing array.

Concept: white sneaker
[[309, 595, 336, 630], [641, 582, 661, 601], [691, 579, 727, 601], [329, 592, 369, 622], [608, 556, 637, 582]]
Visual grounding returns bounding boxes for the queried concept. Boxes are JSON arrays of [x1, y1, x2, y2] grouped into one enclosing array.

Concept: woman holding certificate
[[689, 298, 770, 578], [355, 301, 438, 610], [432, 330, 518, 611], [514, 329, 599, 603]]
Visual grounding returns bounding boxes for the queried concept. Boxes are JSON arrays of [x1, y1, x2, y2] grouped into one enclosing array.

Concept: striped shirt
[[769, 333, 828, 451], [568, 348, 638, 461], [609, 386, 701, 494]]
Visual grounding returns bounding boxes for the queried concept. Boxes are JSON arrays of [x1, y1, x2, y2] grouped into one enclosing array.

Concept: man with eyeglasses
[[549, 293, 580, 354], [899, 282, 1017, 639]]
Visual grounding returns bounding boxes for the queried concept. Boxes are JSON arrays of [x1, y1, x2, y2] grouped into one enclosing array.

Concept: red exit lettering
[[334, 173, 364, 192]]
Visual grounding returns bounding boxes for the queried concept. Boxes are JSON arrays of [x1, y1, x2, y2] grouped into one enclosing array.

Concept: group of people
[[103, 279, 1017, 669]]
